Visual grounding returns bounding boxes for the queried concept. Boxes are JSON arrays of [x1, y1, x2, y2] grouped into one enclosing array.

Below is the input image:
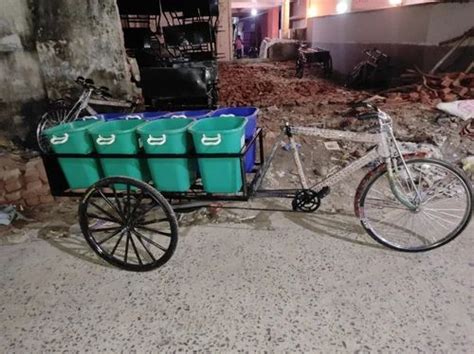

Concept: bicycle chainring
[[292, 190, 321, 213]]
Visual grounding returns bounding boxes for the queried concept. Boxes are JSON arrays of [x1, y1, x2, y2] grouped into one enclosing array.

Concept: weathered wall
[[307, 2, 474, 77], [0, 0, 47, 140], [35, 0, 134, 99], [0, 0, 135, 145]]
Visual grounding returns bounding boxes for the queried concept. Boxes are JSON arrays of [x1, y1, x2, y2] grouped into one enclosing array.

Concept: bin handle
[[96, 134, 116, 145], [201, 134, 221, 146], [125, 115, 142, 120], [169, 114, 187, 119], [219, 114, 235, 117], [81, 115, 99, 120], [147, 134, 167, 146], [50, 134, 69, 145]]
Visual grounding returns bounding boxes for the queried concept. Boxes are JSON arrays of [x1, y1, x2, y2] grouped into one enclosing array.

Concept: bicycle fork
[[380, 125, 421, 211]]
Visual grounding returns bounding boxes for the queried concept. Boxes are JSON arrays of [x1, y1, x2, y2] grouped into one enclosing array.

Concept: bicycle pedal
[[316, 186, 330, 199]]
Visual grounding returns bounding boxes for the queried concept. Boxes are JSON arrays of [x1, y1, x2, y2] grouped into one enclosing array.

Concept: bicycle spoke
[[98, 228, 125, 245], [134, 231, 157, 262], [132, 229, 167, 253], [138, 217, 169, 226], [111, 185, 124, 217], [360, 160, 470, 251], [124, 230, 130, 263], [90, 201, 122, 224], [129, 193, 144, 221], [91, 226, 122, 233], [95, 188, 125, 221], [87, 213, 120, 224], [129, 233, 143, 265], [135, 225, 172, 237], [110, 230, 126, 256]]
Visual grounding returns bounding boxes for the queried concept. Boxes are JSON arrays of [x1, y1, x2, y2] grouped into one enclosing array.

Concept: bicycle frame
[[254, 111, 421, 210], [62, 88, 134, 123]]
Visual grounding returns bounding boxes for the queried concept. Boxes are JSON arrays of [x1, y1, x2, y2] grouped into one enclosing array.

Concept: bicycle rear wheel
[[357, 159, 472, 252], [36, 106, 70, 152]]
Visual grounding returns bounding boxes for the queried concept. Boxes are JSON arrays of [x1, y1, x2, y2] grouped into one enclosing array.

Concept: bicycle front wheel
[[357, 159, 472, 252]]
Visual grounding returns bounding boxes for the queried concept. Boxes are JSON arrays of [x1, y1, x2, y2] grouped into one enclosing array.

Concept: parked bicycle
[[36, 77, 138, 153], [346, 48, 391, 88], [40, 102, 472, 271]]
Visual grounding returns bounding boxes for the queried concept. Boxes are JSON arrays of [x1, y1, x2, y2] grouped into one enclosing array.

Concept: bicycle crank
[[292, 187, 330, 213]]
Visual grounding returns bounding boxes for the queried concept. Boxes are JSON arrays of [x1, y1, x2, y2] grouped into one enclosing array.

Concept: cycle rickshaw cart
[[41, 104, 473, 272]]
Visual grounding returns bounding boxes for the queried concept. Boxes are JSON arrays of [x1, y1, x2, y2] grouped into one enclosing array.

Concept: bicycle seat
[[97, 86, 112, 98], [85, 78, 95, 87]]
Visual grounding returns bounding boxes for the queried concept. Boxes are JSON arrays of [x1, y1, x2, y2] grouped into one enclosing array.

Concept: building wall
[[307, 2, 474, 76], [0, 0, 135, 144], [307, 0, 439, 17], [0, 0, 46, 139]]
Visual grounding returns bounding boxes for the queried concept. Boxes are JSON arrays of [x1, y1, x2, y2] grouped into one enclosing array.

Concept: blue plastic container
[[141, 111, 170, 120], [165, 110, 211, 119], [209, 107, 258, 139], [84, 112, 169, 121], [244, 139, 257, 173], [209, 107, 259, 173]]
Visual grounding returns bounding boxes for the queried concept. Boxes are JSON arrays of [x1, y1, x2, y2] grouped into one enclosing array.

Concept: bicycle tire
[[79, 177, 178, 272], [356, 158, 472, 252]]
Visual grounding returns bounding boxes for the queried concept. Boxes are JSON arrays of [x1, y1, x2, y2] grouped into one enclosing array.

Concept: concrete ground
[[0, 204, 473, 352]]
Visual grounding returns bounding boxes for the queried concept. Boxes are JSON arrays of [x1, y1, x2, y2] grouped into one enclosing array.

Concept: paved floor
[[0, 207, 473, 352]]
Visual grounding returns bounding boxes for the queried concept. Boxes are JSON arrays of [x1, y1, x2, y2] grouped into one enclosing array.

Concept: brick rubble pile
[[384, 70, 474, 105], [218, 61, 365, 107], [0, 154, 54, 208]]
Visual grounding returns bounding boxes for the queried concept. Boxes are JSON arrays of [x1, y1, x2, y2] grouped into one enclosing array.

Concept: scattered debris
[[324, 141, 341, 151], [381, 68, 474, 106], [462, 156, 474, 176], [0, 205, 18, 225], [436, 100, 474, 120]]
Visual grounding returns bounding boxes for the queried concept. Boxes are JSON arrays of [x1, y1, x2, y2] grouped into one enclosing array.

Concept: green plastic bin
[[138, 119, 196, 192], [189, 117, 247, 193], [44, 120, 103, 189], [88, 120, 148, 186]]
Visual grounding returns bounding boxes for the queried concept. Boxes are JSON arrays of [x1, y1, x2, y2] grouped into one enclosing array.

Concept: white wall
[[307, 2, 474, 75], [308, 2, 474, 45]]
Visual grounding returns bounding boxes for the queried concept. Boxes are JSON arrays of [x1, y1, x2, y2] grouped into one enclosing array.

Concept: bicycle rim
[[358, 159, 472, 252]]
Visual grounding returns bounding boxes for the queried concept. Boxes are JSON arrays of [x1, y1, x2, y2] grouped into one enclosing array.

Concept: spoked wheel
[[79, 177, 178, 271], [36, 106, 70, 153], [357, 159, 472, 252]]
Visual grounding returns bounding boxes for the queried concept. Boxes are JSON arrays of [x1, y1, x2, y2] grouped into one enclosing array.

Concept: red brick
[[24, 173, 40, 184], [25, 158, 42, 171], [36, 160, 47, 175], [25, 196, 41, 207], [5, 180, 23, 193], [39, 195, 55, 204], [3, 168, 21, 183], [22, 183, 50, 199], [5, 191, 22, 202], [39, 168, 49, 183], [26, 180, 43, 191]]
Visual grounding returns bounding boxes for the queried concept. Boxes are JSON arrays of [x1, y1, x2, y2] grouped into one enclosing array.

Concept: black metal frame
[[42, 129, 269, 201]]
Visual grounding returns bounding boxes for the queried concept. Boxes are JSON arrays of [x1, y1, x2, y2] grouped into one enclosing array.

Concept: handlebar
[[75, 76, 111, 97]]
